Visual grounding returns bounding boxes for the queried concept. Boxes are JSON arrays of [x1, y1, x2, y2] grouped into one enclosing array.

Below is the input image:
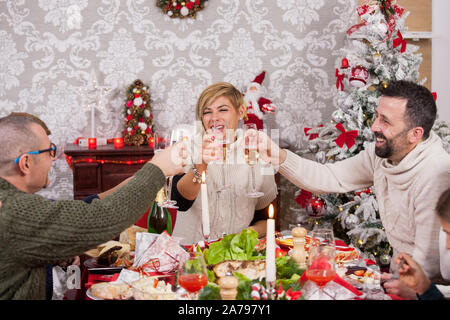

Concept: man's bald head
[[0, 115, 42, 176]]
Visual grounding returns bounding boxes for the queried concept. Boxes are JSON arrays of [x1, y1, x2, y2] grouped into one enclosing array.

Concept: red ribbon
[[432, 92, 437, 101], [393, 30, 407, 53], [335, 123, 358, 149], [335, 68, 345, 91], [304, 124, 323, 140], [295, 189, 313, 208]]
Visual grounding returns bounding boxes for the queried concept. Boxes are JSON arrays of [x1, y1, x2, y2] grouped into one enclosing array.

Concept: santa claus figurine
[[243, 71, 276, 130]]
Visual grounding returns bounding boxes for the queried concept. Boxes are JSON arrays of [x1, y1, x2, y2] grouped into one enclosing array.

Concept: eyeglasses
[[14, 143, 57, 165]]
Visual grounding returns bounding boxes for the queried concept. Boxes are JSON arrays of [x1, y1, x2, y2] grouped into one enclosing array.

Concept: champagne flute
[[305, 227, 337, 299], [244, 123, 264, 198], [210, 120, 231, 194], [177, 252, 208, 300], [161, 128, 186, 208]]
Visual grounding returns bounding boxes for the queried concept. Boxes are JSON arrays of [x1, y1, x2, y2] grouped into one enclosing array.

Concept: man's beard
[[374, 132, 393, 158], [374, 130, 408, 159]]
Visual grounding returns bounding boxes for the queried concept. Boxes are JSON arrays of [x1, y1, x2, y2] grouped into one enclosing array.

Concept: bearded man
[[248, 80, 450, 299]]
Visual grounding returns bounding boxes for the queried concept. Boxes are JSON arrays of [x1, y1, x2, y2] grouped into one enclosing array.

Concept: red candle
[[88, 138, 97, 149], [114, 137, 124, 149], [149, 137, 154, 148]]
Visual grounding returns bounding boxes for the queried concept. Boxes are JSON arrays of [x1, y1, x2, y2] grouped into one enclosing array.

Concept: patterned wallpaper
[[0, 0, 357, 226]]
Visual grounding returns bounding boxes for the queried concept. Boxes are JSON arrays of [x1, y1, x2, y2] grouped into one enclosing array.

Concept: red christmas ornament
[[341, 58, 349, 69], [349, 65, 369, 87], [306, 196, 327, 218]]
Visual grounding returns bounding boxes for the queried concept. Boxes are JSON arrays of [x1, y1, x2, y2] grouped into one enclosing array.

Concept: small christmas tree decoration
[[295, 0, 449, 263], [123, 79, 153, 146]]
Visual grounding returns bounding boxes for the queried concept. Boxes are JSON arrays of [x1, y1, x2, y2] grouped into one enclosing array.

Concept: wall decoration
[[156, 0, 208, 19]]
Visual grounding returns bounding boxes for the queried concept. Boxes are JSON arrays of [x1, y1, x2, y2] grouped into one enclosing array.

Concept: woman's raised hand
[[244, 129, 286, 166]]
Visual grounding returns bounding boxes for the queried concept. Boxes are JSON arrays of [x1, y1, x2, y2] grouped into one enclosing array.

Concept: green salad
[[194, 229, 305, 300]]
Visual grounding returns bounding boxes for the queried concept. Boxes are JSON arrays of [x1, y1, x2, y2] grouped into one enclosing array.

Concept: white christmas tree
[[297, 0, 450, 265]]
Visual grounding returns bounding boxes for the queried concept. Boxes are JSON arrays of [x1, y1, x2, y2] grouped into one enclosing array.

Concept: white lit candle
[[266, 204, 276, 282], [201, 171, 210, 240]]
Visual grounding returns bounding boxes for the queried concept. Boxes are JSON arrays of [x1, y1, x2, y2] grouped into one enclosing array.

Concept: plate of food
[[86, 276, 177, 300], [337, 265, 380, 291], [275, 235, 360, 264], [84, 240, 134, 273]]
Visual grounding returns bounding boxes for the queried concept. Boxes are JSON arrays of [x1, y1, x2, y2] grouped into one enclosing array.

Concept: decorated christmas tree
[[123, 79, 154, 146], [296, 0, 450, 265]]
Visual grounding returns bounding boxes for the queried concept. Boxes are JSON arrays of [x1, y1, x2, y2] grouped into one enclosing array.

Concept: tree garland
[[156, 0, 208, 19]]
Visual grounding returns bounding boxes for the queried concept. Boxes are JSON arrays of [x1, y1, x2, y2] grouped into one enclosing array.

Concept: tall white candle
[[201, 171, 210, 239], [266, 204, 276, 282]]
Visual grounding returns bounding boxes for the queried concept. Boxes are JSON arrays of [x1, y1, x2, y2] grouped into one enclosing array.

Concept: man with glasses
[[0, 114, 187, 299]]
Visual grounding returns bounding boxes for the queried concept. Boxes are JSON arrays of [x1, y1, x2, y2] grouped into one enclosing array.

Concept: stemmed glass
[[177, 252, 208, 300], [153, 131, 178, 209], [243, 123, 264, 198], [210, 121, 232, 194], [305, 227, 337, 300]]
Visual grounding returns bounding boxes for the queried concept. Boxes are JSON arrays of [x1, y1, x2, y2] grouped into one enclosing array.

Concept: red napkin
[[85, 272, 120, 289], [299, 272, 363, 297]]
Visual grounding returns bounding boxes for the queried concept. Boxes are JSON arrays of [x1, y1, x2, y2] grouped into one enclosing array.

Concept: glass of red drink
[[305, 227, 337, 299], [177, 252, 208, 299]]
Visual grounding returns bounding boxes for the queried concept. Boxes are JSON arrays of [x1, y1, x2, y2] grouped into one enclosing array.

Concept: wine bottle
[[147, 188, 172, 234]]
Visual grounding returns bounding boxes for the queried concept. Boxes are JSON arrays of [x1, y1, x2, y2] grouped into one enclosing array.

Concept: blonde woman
[[171, 82, 278, 245]]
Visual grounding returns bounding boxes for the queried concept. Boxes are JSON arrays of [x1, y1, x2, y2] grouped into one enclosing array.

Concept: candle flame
[[268, 204, 274, 219], [202, 171, 206, 184]]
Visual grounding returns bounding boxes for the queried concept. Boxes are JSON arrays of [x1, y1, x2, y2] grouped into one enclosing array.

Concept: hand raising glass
[[243, 123, 264, 198]]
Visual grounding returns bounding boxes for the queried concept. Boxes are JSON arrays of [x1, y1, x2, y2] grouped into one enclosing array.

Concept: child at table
[[392, 187, 450, 300]]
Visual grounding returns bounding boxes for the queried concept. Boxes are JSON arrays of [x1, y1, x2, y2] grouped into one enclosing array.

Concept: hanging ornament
[[379, 253, 392, 266], [349, 66, 369, 87], [344, 215, 360, 229], [308, 143, 319, 153], [332, 109, 345, 123], [340, 57, 349, 69], [373, 51, 382, 64], [315, 151, 327, 164], [306, 196, 327, 218], [335, 68, 346, 91]]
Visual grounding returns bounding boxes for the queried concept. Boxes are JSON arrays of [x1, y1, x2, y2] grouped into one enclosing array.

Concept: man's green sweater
[[0, 162, 165, 299]]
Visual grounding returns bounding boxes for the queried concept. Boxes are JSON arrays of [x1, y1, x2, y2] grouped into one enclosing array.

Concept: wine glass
[[153, 132, 168, 154], [153, 132, 178, 208], [177, 252, 208, 300], [305, 227, 337, 300], [162, 128, 188, 209], [210, 120, 231, 194], [243, 123, 264, 198]]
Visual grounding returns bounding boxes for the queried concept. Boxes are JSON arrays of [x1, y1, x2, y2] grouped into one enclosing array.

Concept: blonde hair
[[195, 82, 244, 121]]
